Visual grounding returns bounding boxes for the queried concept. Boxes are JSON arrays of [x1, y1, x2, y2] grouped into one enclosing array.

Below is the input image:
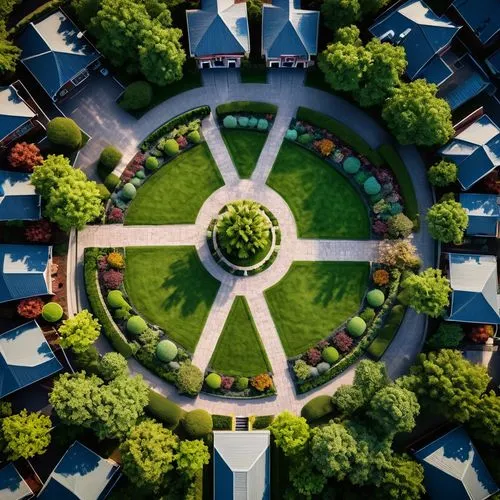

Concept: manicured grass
[[209, 296, 271, 377], [265, 261, 370, 356], [267, 141, 370, 239], [124, 246, 221, 352], [125, 143, 224, 225], [221, 129, 267, 178]]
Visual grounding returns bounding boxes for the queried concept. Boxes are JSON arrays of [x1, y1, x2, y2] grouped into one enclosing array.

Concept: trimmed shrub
[[187, 130, 201, 144], [309, 366, 319, 377], [252, 415, 274, 429], [223, 115, 237, 128], [294, 360, 311, 381], [332, 331, 354, 353], [8, 142, 43, 171], [322, 346, 339, 363], [145, 156, 159, 171], [156, 340, 178, 362], [364, 177, 382, 195], [104, 173, 120, 191], [127, 315, 147, 335], [95, 184, 110, 201], [248, 117, 258, 128], [46, 117, 82, 150], [343, 156, 361, 174], [216, 101, 278, 116], [388, 213, 413, 238], [146, 389, 184, 429], [107, 251, 124, 269], [41, 302, 63, 322], [183, 409, 213, 438], [99, 146, 122, 172], [107, 290, 128, 309], [257, 119, 268, 131], [101, 270, 123, 290], [213, 414, 233, 430], [120, 81, 153, 111], [373, 269, 390, 286], [298, 133, 313, 144], [359, 307, 376, 323], [238, 116, 249, 127], [162, 139, 179, 156], [316, 362, 330, 374], [176, 363, 203, 396], [205, 373, 222, 389], [367, 289, 385, 308], [17, 297, 44, 319], [347, 316, 366, 337], [286, 129, 298, 141], [301, 395, 334, 422], [130, 177, 142, 187], [235, 377, 249, 391], [121, 183, 137, 200]]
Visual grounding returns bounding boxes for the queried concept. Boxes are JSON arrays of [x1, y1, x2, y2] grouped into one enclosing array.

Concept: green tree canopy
[[426, 322, 464, 350], [289, 457, 327, 498], [269, 411, 311, 457], [175, 439, 210, 479], [427, 198, 468, 244], [470, 392, 500, 446], [353, 360, 390, 400], [428, 160, 458, 187], [334, 24, 361, 45], [58, 310, 100, 353], [321, 0, 360, 32], [376, 454, 425, 500], [332, 385, 365, 415], [71, 0, 101, 26], [0, 20, 20, 74], [100, 352, 129, 380], [398, 268, 451, 318], [382, 80, 454, 146]]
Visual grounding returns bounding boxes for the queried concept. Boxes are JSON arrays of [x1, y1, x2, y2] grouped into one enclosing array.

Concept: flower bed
[[291, 267, 403, 393], [202, 371, 276, 399]]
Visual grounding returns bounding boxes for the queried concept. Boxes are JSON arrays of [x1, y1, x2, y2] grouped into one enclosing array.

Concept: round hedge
[[182, 409, 213, 438], [298, 133, 313, 144], [104, 173, 120, 191], [286, 129, 298, 141], [367, 289, 385, 308], [136, 170, 145, 179], [130, 177, 142, 187], [322, 346, 339, 363], [163, 139, 179, 156], [47, 117, 82, 150], [364, 176, 381, 195], [248, 117, 258, 128], [343, 156, 361, 174], [120, 81, 152, 111], [223, 115, 237, 128], [107, 290, 127, 309], [127, 315, 147, 335], [301, 395, 334, 422], [187, 130, 201, 144], [156, 340, 178, 362], [348, 316, 367, 337], [176, 363, 203, 396], [99, 146, 122, 170], [235, 377, 249, 391], [317, 361, 330, 374], [96, 183, 110, 201], [42, 302, 63, 322], [121, 183, 137, 200], [238, 116, 249, 127], [205, 373, 222, 389], [257, 119, 268, 131], [145, 156, 159, 170]]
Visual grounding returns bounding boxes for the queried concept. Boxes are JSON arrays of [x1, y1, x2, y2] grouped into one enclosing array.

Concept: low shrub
[[304, 348, 322, 366], [373, 269, 390, 286], [182, 409, 213, 438], [238, 116, 249, 127], [322, 346, 339, 363], [216, 101, 278, 116], [427, 322, 464, 349], [96, 183, 110, 201], [367, 289, 385, 308], [8, 142, 43, 171], [251, 373, 273, 392], [121, 183, 137, 200], [235, 377, 249, 391], [107, 290, 128, 308], [332, 331, 353, 353], [223, 115, 237, 128], [17, 297, 44, 319], [99, 146, 122, 172], [156, 340, 178, 362], [107, 252, 125, 269], [176, 363, 203, 396], [316, 361, 330, 374], [347, 316, 366, 337], [248, 117, 258, 128], [343, 156, 361, 174], [364, 177, 381, 195], [25, 220, 51, 243], [145, 156, 159, 171], [162, 139, 179, 156], [294, 360, 311, 381], [205, 372, 222, 389], [46, 117, 82, 150], [127, 315, 147, 335], [298, 133, 313, 144], [301, 395, 334, 422], [146, 389, 184, 429], [252, 415, 274, 429], [104, 174, 120, 192], [101, 270, 123, 290], [212, 414, 233, 430], [286, 129, 298, 141], [41, 302, 63, 322], [257, 119, 268, 131], [367, 305, 406, 359], [359, 308, 376, 323], [387, 213, 413, 238], [120, 81, 153, 111], [187, 130, 201, 143]]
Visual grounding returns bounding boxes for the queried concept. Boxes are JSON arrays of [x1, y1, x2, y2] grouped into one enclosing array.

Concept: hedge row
[[212, 414, 233, 430], [146, 389, 185, 429], [216, 101, 278, 117], [377, 144, 419, 228], [301, 395, 334, 422], [296, 107, 383, 167], [251, 415, 275, 429], [139, 106, 210, 151], [367, 304, 407, 359], [10, 0, 65, 34], [134, 347, 177, 385], [83, 248, 134, 358]]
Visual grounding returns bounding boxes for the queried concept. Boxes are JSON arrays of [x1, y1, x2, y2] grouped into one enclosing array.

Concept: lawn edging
[[216, 101, 278, 116]]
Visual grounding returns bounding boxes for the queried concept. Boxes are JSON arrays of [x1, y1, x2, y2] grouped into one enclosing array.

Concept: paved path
[[69, 69, 434, 415]]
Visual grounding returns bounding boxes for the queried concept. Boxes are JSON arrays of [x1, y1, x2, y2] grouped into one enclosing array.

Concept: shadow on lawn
[[312, 267, 351, 307]]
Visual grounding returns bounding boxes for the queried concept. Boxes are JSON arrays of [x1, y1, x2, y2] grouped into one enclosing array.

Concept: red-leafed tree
[[17, 297, 44, 318], [25, 220, 52, 243], [468, 325, 494, 344], [8, 142, 43, 171]]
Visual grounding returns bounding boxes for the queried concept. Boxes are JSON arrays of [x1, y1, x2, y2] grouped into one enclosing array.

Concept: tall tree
[[0, 21, 20, 74], [470, 391, 500, 445], [321, 0, 361, 32], [427, 198, 469, 244], [58, 310, 100, 354], [289, 457, 327, 498], [71, 0, 101, 26], [269, 411, 310, 457], [175, 439, 210, 479], [376, 454, 425, 500]]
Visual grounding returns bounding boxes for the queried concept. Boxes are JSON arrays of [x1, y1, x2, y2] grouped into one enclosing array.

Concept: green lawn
[[221, 129, 267, 178], [125, 143, 224, 225], [209, 296, 271, 377], [265, 261, 370, 356], [267, 141, 370, 239], [124, 246, 221, 352]]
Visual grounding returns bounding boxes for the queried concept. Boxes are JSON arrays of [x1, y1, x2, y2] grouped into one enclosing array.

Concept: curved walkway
[[68, 70, 434, 415]]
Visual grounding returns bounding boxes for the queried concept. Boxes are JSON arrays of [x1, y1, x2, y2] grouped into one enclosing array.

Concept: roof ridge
[[288, 16, 310, 54]]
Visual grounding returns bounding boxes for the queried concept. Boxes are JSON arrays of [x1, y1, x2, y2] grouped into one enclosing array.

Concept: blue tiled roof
[[440, 115, 500, 190], [453, 0, 500, 45], [186, 0, 249, 57], [19, 10, 99, 99], [0, 463, 33, 500], [262, 0, 319, 59], [415, 427, 499, 500], [419, 55, 453, 85], [0, 244, 51, 304], [443, 71, 490, 111], [0, 171, 41, 221], [460, 193, 499, 236], [486, 48, 500, 76], [448, 253, 500, 324], [369, 0, 459, 79], [0, 86, 36, 142], [0, 321, 62, 398], [38, 441, 120, 500]]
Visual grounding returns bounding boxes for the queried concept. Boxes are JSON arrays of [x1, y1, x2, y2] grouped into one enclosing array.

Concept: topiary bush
[[182, 409, 213, 438], [235, 377, 249, 391], [96, 184, 110, 201], [364, 176, 382, 195], [343, 156, 361, 174], [205, 372, 222, 389], [248, 117, 258, 128], [298, 133, 313, 144], [104, 173, 120, 191], [145, 156, 159, 171], [286, 129, 298, 141], [176, 363, 203, 396], [46, 117, 82, 150], [322, 346, 339, 363], [120, 81, 153, 111], [347, 316, 367, 337], [187, 130, 201, 144], [127, 315, 147, 335], [316, 361, 330, 374], [162, 139, 179, 156], [41, 302, 63, 322], [156, 340, 178, 362], [257, 119, 268, 131], [121, 183, 137, 200], [107, 290, 128, 309], [367, 289, 385, 308], [238, 116, 249, 127], [99, 146, 122, 172], [223, 115, 237, 128], [301, 395, 334, 422], [360, 307, 376, 323]]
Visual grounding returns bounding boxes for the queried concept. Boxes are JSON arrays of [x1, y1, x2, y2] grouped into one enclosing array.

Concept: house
[[0, 84, 38, 150], [37, 441, 120, 500], [0, 463, 35, 500], [262, 0, 319, 68], [451, 0, 500, 46], [0, 244, 52, 304], [415, 427, 499, 500], [0, 321, 62, 399], [459, 193, 500, 237], [18, 10, 100, 101], [447, 253, 500, 324], [440, 115, 500, 190], [0, 171, 41, 221], [214, 431, 270, 499], [186, 0, 250, 69]]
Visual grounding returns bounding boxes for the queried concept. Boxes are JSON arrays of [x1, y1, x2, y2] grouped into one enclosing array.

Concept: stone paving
[[69, 69, 435, 415]]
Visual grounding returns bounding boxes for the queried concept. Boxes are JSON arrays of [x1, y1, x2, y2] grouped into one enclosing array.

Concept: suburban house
[[18, 10, 100, 101], [459, 193, 500, 237], [0, 244, 52, 304], [0, 321, 62, 399], [186, 0, 250, 69], [0, 171, 41, 221], [414, 427, 499, 500], [0, 462, 40, 500], [214, 430, 270, 499], [37, 441, 120, 499], [451, 0, 500, 47], [369, 0, 491, 110], [262, 0, 319, 68], [446, 253, 500, 324], [440, 115, 500, 191]]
